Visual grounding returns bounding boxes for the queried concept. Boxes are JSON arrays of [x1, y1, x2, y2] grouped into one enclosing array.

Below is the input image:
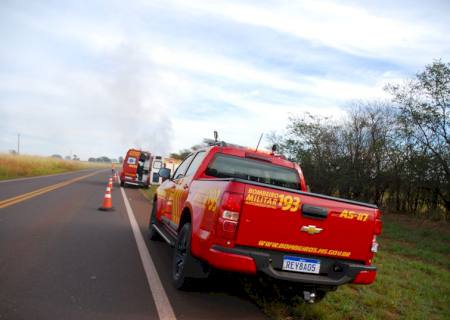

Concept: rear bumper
[[210, 245, 376, 286], [122, 177, 148, 187]]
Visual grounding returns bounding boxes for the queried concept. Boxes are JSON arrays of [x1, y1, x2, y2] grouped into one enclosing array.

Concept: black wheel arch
[[178, 207, 192, 232]]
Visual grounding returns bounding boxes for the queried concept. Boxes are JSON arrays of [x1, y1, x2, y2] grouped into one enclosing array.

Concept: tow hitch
[[303, 290, 317, 303]]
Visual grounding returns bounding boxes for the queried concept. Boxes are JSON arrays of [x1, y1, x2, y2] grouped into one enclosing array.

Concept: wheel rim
[[174, 232, 187, 279]]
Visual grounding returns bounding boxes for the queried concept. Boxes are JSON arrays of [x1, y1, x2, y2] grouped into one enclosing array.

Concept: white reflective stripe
[[105, 194, 111, 198], [120, 188, 177, 320], [106, 187, 111, 192]]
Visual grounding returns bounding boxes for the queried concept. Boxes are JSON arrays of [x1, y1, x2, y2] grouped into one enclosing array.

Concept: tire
[[148, 202, 162, 241], [120, 179, 125, 187], [172, 223, 194, 290]]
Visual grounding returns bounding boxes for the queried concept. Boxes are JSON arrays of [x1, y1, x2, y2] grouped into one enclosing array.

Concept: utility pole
[[17, 133, 20, 154]]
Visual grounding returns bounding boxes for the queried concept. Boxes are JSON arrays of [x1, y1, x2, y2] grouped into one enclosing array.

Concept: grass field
[[141, 185, 158, 201], [140, 185, 449, 319], [0, 153, 108, 180]]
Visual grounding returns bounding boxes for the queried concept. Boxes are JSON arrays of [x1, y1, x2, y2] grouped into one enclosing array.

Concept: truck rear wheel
[[148, 203, 162, 241], [172, 223, 195, 290]]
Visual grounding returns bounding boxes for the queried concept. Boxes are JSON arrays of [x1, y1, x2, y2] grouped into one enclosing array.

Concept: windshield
[[205, 154, 300, 189]]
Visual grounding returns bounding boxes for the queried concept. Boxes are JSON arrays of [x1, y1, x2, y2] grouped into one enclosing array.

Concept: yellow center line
[[0, 171, 101, 209]]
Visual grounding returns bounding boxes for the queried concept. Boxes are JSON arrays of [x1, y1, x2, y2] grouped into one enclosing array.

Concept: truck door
[[158, 154, 195, 226], [151, 157, 163, 184], [123, 150, 139, 181], [142, 154, 151, 185], [171, 151, 206, 226]]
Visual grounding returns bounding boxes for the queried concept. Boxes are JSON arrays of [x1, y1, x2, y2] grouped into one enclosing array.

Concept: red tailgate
[[235, 184, 377, 262]]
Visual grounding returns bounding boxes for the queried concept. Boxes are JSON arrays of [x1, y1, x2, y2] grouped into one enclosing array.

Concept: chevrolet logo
[[300, 225, 323, 235]]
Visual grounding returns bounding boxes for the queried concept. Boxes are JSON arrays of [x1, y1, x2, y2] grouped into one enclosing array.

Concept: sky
[[1, 0, 449, 160]]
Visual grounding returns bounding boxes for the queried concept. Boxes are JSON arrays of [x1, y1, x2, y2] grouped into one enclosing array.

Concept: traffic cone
[[98, 186, 114, 211], [108, 178, 113, 191]]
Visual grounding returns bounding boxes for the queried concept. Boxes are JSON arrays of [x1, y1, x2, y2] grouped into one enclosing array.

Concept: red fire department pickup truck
[[148, 142, 382, 302]]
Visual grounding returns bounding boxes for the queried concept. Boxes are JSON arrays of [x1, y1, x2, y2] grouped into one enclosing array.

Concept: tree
[[269, 60, 449, 219], [386, 60, 450, 213], [98, 156, 111, 163], [170, 149, 193, 160]]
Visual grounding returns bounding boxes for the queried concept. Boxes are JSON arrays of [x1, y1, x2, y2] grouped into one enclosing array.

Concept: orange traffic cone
[[98, 186, 114, 211], [108, 178, 113, 191]]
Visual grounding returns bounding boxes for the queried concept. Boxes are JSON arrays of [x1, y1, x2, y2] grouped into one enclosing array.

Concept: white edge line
[[120, 187, 177, 320]]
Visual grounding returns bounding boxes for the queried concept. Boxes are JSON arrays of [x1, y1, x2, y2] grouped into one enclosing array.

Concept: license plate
[[282, 256, 320, 274]]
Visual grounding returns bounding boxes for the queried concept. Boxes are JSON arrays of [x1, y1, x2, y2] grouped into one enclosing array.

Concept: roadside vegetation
[[141, 185, 158, 201], [269, 60, 449, 220], [0, 153, 107, 180]]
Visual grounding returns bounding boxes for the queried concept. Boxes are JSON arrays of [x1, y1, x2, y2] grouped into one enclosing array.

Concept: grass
[[248, 213, 450, 320], [140, 185, 158, 201], [139, 186, 449, 319], [0, 153, 108, 180]]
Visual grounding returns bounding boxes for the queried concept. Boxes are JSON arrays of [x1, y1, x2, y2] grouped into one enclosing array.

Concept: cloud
[[169, 0, 449, 65], [1, 0, 449, 159]]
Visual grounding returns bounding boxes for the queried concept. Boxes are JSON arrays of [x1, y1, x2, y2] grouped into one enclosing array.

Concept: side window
[[153, 160, 162, 169], [185, 151, 206, 177], [172, 154, 194, 180]]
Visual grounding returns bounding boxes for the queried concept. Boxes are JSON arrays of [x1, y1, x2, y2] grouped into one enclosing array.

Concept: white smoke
[[104, 44, 174, 156]]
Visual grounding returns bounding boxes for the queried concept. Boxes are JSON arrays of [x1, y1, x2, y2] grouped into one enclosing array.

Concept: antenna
[[255, 133, 264, 151], [271, 144, 278, 154]]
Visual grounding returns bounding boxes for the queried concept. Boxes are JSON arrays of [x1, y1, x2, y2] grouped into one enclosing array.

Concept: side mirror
[[158, 168, 171, 181]]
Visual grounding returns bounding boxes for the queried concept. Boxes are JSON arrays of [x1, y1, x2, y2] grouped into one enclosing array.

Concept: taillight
[[374, 209, 383, 235], [216, 192, 243, 243], [371, 235, 379, 253], [222, 210, 239, 221], [221, 192, 243, 212]]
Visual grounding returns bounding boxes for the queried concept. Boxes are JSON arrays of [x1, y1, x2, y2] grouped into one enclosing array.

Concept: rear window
[[205, 154, 299, 189], [127, 157, 136, 165]]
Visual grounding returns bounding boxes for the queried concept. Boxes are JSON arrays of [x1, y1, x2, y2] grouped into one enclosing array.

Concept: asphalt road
[[0, 170, 266, 320]]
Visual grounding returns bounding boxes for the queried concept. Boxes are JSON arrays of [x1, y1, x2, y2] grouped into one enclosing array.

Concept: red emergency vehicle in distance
[[120, 149, 151, 188]]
